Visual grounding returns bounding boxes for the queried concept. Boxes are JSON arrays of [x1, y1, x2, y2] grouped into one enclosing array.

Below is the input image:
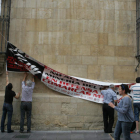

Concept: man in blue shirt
[[101, 84, 117, 133]]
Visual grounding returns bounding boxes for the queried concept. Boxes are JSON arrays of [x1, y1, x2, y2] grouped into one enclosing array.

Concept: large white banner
[[6, 42, 134, 104]]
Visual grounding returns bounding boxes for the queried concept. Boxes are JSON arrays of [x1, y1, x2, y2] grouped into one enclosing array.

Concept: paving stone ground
[[0, 130, 139, 140]]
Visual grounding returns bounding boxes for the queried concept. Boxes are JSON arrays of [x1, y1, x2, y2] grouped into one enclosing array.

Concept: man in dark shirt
[[1, 71, 20, 133]]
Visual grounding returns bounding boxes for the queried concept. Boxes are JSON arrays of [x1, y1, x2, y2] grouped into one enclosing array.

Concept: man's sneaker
[[134, 130, 140, 134]]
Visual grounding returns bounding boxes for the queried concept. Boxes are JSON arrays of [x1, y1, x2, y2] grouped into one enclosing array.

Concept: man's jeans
[[114, 120, 133, 140], [103, 103, 114, 133], [20, 102, 32, 132], [1, 102, 13, 132], [133, 103, 140, 121]]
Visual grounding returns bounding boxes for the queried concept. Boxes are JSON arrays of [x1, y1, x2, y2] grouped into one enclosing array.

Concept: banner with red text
[[6, 42, 134, 104]]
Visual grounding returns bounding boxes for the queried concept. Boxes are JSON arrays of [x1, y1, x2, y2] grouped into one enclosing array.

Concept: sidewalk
[[0, 130, 139, 140]]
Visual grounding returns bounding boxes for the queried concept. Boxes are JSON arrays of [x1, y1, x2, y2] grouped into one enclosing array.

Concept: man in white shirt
[[130, 77, 140, 134]]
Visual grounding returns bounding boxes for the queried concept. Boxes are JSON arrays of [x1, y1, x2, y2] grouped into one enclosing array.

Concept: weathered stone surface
[[68, 65, 87, 78], [0, 0, 137, 131], [61, 103, 77, 115], [68, 116, 84, 123], [68, 123, 83, 128]]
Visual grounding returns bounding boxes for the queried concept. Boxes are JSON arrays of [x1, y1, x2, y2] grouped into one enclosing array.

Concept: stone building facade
[[0, 0, 139, 130]]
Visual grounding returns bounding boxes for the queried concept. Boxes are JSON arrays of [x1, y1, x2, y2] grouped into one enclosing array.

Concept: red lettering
[[61, 86, 67, 90], [86, 92, 91, 96]]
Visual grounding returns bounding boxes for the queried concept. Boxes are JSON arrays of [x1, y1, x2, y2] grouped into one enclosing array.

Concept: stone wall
[[0, 93, 107, 130], [0, 0, 139, 130]]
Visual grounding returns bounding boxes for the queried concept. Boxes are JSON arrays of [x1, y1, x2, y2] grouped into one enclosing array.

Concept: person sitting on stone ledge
[[20, 73, 35, 133], [1, 71, 21, 133]]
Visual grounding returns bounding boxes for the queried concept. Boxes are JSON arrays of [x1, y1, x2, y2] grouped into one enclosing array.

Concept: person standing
[[130, 77, 140, 134], [109, 84, 134, 140], [1, 71, 20, 133], [101, 84, 117, 133], [20, 73, 35, 133]]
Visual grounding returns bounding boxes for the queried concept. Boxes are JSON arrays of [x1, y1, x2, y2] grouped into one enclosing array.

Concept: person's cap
[[109, 84, 114, 88]]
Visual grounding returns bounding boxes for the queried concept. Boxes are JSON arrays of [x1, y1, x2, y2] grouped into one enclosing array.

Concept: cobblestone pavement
[[0, 130, 139, 140]]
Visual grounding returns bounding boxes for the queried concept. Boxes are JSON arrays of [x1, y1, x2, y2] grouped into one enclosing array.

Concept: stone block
[[23, 8, 32, 18], [84, 116, 94, 123], [17, 0, 26, 7], [64, 56, 81, 64], [114, 66, 135, 81], [61, 103, 77, 115], [86, 9, 96, 20], [10, 19, 16, 31], [68, 123, 83, 128], [10, 8, 17, 19], [117, 57, 136, 66], [98, 33, 108, 45], [70, 32, 82, 44], [104, 10, 115, 20], [116, 34, 128, 46], [52, 9, 66, 19], [25, 32, 39, 44], [116, 21, 136, 33], [82, 56, 97, 65], [90, 45, 98, 56], [82, 33, 98, 45], [44, 55, 64, 64], [72, 45, 90, 56], [39, 32, 63, 45], [58, 45, 72, 55], [115, 1, 125, 10], [77, 102, 102, 116], [99, 65, 114, 81], [68, 65, 87, 78], [50, 95, 71, 103], [68, 116, 84, 123], [57, 0, 70, 9], [32, 102, 50, 115], [50, 115, 67, 126], [87, 0, 98, 9], [119, 11, 132, 21], [70, 20, 85, 32], [37, 8, 52, 19], [26, 19, 47, 32], [26, 0, 37, 8], [108, 34, 116, 46], [115, 46, 134, 57], [43, 45, 58, 56], [88, 65, 100, 80], [98, 45, 115, 56], [98, 56, 117, 65], [15, 19, 26, 32], [129, 2, 136, 10], [33, 94, 50, 102], [73, 0, 87, 9], [95, 9, 104, 20], [50, 103, 61, 115], [16, 8, 24, 18], [11, 0, 17, 8], [104, 21, 115, 33], [66, 9, 77, 19], [104, 0, 115, 9]]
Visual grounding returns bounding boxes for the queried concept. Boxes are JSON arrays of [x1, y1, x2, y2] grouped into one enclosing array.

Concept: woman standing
[[108, 84, 134, 140]]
